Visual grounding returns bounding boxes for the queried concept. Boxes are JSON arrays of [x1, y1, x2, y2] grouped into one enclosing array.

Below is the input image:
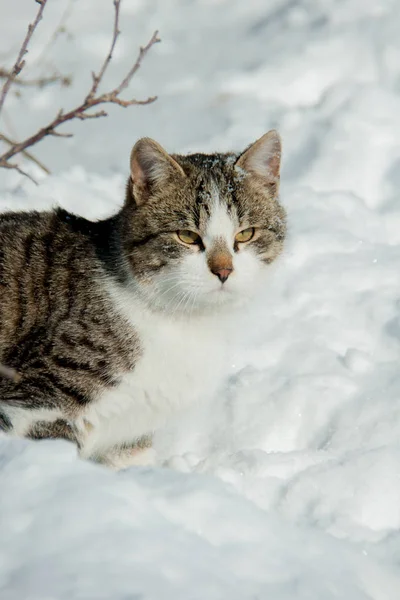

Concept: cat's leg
[[0, 393, 83, 449], [27, 418, 78, 444], [75, 417, 157, 470], [0, 402, 77, 440], [91, 435, 156, 470], [0, 405, 152, 469], [1, 405, 155, 469]]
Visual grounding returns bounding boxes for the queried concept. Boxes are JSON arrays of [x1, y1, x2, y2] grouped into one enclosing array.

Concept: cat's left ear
[[235, 130, 281, 187]]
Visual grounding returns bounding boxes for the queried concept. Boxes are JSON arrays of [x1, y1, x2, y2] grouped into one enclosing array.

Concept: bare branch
[[31, 0, 75, 70], [87, 0, 122, 100], [0, 0, 48, 115], [0, 132, 50, 174], [0, 158, 38, 185], [0, 68, 71, 89], [0, 0, 160, 178], [76, 110, 108, 120], [107, 95, 158, 107], [114, 30, 160, 97], [49, 130, 73, 138]]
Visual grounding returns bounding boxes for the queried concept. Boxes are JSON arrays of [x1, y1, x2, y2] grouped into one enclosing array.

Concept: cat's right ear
[[129, 138, 186, 206], [235, 130, 281, 188]]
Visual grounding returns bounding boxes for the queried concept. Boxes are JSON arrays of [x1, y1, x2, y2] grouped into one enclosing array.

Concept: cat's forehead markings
[[203, 180, 235, 246]]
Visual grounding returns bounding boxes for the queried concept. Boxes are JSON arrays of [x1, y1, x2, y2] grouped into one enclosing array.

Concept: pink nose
[[212, 267, 233, 284]]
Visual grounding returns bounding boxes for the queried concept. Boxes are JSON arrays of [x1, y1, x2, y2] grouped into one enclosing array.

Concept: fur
[[0, 131, 286, 467]]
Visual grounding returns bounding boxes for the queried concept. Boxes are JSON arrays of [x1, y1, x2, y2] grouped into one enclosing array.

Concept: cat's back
[[0, 208, 109, 353], [0, 210, 57, 334], [0, 208, 94, 282], [0, 209, 53, 265]]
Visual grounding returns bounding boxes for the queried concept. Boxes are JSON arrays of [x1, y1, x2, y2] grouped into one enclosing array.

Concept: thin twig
[[0, 0, 160, 172], [49, 130, 72, 138], [0, 158, 38, 185], [88, 0, 121, 100], [32, 0, 75, 69], [0, 68, 71, 89], [0, 132, 50, 174], [0, 0, 48, 115], [115, 30, 159, 97]]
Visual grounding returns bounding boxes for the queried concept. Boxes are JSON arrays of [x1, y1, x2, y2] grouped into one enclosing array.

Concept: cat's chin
[[147, 289, 250, 317]]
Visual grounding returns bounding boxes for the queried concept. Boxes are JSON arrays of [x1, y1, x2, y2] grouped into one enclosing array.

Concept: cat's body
[[79, 299, 227, 461], [0, 131, 286, 467]]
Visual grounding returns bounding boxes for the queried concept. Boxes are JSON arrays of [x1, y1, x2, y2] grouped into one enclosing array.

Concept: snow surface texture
[[1, 0, 400, 598]]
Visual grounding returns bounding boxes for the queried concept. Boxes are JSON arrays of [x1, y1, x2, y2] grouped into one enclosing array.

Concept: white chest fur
[[80, 292, 229, 457]]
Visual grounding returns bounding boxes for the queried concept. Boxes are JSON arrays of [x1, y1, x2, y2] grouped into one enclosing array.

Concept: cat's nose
[[212, 267, 233, 284]]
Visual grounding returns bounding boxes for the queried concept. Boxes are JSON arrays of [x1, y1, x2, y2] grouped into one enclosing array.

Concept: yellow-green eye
[[235, 227, 255, 243], [177, 230, 201, 245]]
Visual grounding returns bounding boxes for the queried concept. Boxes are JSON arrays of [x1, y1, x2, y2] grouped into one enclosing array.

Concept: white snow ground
[[1, 0, 400, 598]]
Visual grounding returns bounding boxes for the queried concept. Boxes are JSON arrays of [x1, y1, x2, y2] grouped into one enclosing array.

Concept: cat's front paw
[[99, 446, 157, 471]]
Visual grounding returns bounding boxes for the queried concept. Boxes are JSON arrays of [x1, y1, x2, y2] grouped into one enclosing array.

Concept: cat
[[0, 130, 286, 469]]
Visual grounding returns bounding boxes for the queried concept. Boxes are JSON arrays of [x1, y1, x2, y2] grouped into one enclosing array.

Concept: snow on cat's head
[[121, 131, 286, 315]]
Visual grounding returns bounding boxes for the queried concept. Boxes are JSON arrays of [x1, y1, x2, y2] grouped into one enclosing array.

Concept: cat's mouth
[[210, 282, 231, 293], [207, 283, 237, 302]]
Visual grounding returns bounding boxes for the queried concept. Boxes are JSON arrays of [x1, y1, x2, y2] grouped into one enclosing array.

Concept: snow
[[2, 0, 400, 597]]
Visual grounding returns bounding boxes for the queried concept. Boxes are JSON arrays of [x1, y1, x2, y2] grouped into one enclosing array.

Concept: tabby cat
[[0, 130, 286, 468]]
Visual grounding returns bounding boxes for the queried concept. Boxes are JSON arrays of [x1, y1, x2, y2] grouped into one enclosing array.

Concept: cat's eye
[[235, 227, 255, 243], [177, 230, 202, 245]]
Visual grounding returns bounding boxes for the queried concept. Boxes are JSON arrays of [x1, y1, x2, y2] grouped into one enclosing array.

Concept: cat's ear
[[129, 138, 185, 205], [235, 130, 281, 186]]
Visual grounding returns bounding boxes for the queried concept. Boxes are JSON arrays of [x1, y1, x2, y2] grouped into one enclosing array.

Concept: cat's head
[[121, 131, 286, 315]]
